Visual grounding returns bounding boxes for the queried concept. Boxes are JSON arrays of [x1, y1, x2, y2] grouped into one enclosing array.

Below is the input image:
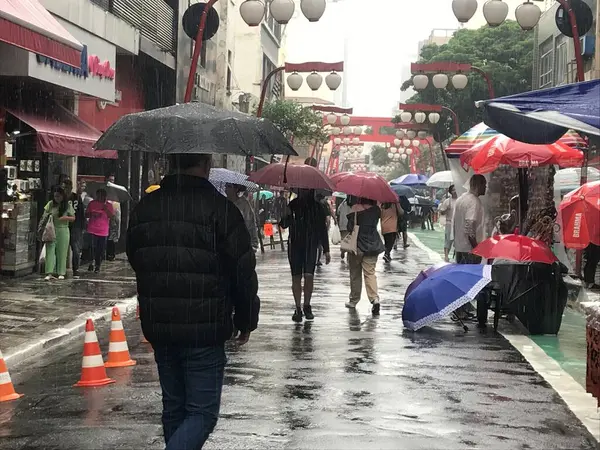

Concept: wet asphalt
[[1, 248, 598, 449]]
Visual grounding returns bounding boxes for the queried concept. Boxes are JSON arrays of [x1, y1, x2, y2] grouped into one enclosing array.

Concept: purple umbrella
[[390, 173, 429, 186], [405, 262, 450, 299]]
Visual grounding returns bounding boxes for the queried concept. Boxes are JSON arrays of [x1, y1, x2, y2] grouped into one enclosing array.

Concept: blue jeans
[[153, 345, 227, 449]]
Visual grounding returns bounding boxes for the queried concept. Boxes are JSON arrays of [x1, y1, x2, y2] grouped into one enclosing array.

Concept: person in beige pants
[[345, 198, 385, 315]]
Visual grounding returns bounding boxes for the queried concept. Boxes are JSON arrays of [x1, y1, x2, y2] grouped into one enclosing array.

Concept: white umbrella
[[556, 167, 600, 192], [209, 168, 259, 195], [426, 171, 454, 189]]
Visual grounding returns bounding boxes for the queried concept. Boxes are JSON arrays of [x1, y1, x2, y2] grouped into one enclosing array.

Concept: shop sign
[[36, 45, 115, 80]]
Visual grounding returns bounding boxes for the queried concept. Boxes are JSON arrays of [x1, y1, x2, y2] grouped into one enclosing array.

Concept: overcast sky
[[285, 0, 460, 117]]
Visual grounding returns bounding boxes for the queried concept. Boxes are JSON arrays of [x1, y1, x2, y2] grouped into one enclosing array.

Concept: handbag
[[330, 225, 342, 245], [41, 214, 56, 242], [340, 212, 359, 255]]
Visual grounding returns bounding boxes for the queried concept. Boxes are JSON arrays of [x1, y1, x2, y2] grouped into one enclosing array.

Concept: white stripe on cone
[[82, 354, 105, 368], [84, 331, 98, 343], [111, 321, 124, 331], [0, 371, 12, 384], [108, 341, 129, 352]]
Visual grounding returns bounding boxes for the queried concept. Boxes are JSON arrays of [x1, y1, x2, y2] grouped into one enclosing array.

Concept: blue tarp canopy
[[476, 80, 600, 144]]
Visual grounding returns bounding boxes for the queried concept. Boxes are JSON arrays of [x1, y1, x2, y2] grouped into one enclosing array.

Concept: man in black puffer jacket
[[126, 153, 259, 450]]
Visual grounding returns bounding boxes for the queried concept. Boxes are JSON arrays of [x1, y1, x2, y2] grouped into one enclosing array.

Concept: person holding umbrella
[[225, 183, 259, 252], [438, 184, 458, 262], [380, 201, 401, 262]]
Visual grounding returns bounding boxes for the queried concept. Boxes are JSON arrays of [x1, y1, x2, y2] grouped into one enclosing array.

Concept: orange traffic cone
[[0, 349, 23, 402], [74, 319, 115, 388], [137, 302, 150, 344], [105, 308, 136, 368]]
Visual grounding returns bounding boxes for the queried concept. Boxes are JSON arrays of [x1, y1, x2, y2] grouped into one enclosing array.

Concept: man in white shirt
[[438, 184, 458, 262], [453, 175, 487, 264]]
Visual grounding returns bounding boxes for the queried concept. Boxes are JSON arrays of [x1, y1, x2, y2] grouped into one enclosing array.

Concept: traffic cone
[[105, 307, 136, 368], [74, 319, 115, 387], [137, 302, 150, 344], [0, 348, 23, 402]]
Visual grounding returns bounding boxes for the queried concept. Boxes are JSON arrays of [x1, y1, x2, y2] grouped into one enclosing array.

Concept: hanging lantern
[[406, 148, 414, 155], [394, 138, 401, 147], [412, 139, 420, 147], [391, 147, 398, 153], [452, 73, 469, 90], [343, 126, 352, 135], [270, 0, 295, 24], [432, 73, 449, 89], [412, 74, 429, 90], [352, 137, 360, 145], [306, 72, 323, 91], [393, 153, 400, 160], [452, 0, 478, 23], [240, 0, 265, 26], [400, 111, 412, 123], [515, 1, 542, 30], [333, 137, 341, 145], [395, 130, 405, 139], [325, 72, 342, 90], [326, 113, 337, 125], [286, 72, 303, 90], [418, 131, 428, 139], [332, 127, 341, 135], [483, 0, 509, 27], [428, 112, 441, 124], [340, 145, 347, 151], [406, 130, 416, 139], [398, 147, 406, 154], [340, 114, 351, 126], [353, 126, 362, 135], [414, 112, 426, 124], [342, 137, 350, 145], [401, 154, 408, 160], [300, 0, 326, 22], [402, 139, 411, 147]]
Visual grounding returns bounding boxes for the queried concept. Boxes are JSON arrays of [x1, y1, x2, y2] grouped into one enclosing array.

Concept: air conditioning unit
[[580, 35, 595, 57]]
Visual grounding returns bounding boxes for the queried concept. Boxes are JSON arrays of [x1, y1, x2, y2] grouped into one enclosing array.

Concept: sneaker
[[383, 254, 391, 263], [58, 275, 65, 280], [94, 267, 100, 274], [44, 275, 53, 281], [303, 305, 314, 321], [372, 303, 381, 316], [88, 264, 94, 272], [403, 243, 410, 249], [345, 302, 357, 309], [316, 260, 323, 267], [292, 308, 303, 323], [72, 271, 80, 279]]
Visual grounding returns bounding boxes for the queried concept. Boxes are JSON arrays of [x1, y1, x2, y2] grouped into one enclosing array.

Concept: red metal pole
[[256, 66, 286, 117], [184, 0, 219, 103], [471, 66, 495, 99], [556, 0, 585, 83]]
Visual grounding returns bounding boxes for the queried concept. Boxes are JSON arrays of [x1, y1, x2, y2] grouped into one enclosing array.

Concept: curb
[[4, 296, 138, 367], [407, 232, 443, 263]]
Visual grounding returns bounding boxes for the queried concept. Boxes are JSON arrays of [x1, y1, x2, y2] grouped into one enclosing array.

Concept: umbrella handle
[[283, 155, 290, 184]]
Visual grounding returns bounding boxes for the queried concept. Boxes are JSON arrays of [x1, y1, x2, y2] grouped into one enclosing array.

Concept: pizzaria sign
[[36, 45, 115, 80]]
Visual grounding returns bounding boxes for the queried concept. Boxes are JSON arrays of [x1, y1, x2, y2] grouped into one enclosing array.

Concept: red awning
[[7, 105, 117, 159], [0, 0, 82, 67]]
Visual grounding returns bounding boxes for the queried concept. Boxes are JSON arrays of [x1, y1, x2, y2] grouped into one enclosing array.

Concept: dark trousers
[[106, 240, 116, 261], [584, 243, 600, 285], [154, 345, 226, 450], [70, 228, 83, 272], [383, 232, 397, 256], [90, 235, 107, 270], [456, 252, 484, 321]]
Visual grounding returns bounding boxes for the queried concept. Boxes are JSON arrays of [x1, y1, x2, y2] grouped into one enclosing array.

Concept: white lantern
[[240, 0, 265, 26], [352, 137, 360, 145], [393, 153, 400, 160], [332, 127, 341, 135], [515, 1, 542, 31], [418, 131, 428, 139], [287, 72, 303, 90], [325, 72, 342, 90], [388, 153, 394, 159], [343, 137, 350, 145], [412, 74, 429, 90], [326, 113, 337, 125], [428, 112, 441, 124], [414, 112, 426, 124], [407, 130, 416, 139], [270, 0, 295, 24], [432, 73, 449, 89], [401, 154, 408, 160], [396, 130, 405, 139], [343, 126, 352, 135], [394, 138, 401, 147], [452, 0, 478, 23], [452, 73, 469, 90], [391, 147, 398, 153], [400, 112, 412, 123], [340, 145, 347, 151], [406, 148, 414, 155], [402, 139, 411, 147], [398, 147, 405, 154], [340, 114, 351, 126], [333, 137, 341, 145], [412, 139, 420, 147], [306, 72, 323, 91], [353, 126, 362, 135], [483, 0, 509, 27], [300, 0, 326, 22]]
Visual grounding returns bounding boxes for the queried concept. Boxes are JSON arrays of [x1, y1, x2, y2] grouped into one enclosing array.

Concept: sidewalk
[[0, 258, 137, 365]]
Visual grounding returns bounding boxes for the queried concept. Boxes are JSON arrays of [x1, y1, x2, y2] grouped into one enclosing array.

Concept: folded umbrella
[[331, 171, 397, 203], [559, 180, 600, 249], [209, 168, 258, 195], [248, 163, 335, 191], [86, 181, 132, 203], [472, 234, 558, 264], [93, 102, 297, 157], [402, 264, 492, 331]]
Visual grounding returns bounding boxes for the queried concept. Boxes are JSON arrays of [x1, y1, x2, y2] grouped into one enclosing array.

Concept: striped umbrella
[[445, 122, 586, 158]]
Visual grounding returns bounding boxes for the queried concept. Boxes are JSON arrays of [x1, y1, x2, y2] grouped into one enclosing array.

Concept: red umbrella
[[472, 234, 558, 264], [460, 134, 584, 174], [248, 163, 335, 191], [559, 181, 600, 249], [331, 171, 397, 203]]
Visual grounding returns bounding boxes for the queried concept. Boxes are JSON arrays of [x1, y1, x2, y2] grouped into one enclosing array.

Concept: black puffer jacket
[[126, 174, 259, 347]]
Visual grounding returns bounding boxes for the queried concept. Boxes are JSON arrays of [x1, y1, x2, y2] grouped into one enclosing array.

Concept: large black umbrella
[[93, 102, 297, 156]]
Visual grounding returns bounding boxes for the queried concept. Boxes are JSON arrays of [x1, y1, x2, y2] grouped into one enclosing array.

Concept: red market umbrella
[[559, 181, 600, 249], [472, 234, 558, 264], [248, 163, 335, 191], [331, 171, 397, 203], [460, 134, 584, 174]]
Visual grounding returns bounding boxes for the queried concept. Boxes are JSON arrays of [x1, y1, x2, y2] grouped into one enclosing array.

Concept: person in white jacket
[[438, 185, 458, 262], [225, 184, 259, 252], [336, 197, 353, 260]]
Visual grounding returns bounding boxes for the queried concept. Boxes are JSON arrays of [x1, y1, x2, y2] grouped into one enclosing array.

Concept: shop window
[[539, 38, 554, 89], [262, 54, 278, 101], [555, 35, 568, 86]]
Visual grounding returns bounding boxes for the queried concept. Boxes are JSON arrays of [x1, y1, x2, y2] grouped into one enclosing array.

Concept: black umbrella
[[86, 181, 132, 203], [93, 102, 297, 156]]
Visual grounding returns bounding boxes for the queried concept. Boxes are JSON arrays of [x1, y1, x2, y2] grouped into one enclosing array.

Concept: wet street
[[1, 248, 597, 449]]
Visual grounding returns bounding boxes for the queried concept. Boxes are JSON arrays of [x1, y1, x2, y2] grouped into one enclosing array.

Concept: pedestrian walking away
[[225, 183, 260, 252], [381, 201, 402, 262], [42, 186, 75, 280], [397, 195, 411, 249], [336, 197, 352, 260], [316, 192, 334, 266], [439, 184, 458, 262], [280, 189, 330, 322], [346, 197, 385, 315], [126, 153, 259, 450], [86, 189, 114, 273], [63, 179, 90, 278]]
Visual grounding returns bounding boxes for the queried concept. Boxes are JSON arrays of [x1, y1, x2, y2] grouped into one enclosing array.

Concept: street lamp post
[[411, 62, 495, 98]]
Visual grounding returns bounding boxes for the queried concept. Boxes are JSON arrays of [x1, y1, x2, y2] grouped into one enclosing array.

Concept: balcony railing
[[90, 0, 176, 55]]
